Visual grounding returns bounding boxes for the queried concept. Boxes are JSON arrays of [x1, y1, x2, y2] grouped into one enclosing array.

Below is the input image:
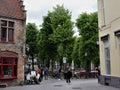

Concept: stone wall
[[0, 17, 26, 85]]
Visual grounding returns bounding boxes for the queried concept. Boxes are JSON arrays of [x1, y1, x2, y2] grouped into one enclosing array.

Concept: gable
[[0, 0, 26, 20]]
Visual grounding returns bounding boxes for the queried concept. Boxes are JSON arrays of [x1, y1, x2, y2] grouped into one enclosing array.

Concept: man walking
[[66, 69, 72, 83]]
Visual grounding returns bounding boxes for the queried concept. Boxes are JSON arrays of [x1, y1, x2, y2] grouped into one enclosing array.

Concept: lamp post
[[63, 57, 66, 71], [85, 52, 87, 78], [85, 52, 90, 78]]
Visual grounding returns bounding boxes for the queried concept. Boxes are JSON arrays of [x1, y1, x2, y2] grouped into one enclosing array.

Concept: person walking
[[44, 66, 49, 80], [66, 69, 72, 83], [35, 66, 41, 82], [96, 67, 101, 83], [40, 68, 44, 82]]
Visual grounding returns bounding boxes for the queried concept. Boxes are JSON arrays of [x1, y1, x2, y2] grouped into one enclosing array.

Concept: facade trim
[[115, 30, 120, 36], [101, 34, 109, 41]]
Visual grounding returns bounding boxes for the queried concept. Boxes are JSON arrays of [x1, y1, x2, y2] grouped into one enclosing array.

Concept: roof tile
[[0, 0, 26, 20]]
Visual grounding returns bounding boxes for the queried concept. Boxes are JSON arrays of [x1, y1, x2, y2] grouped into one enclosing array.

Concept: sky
[[23, 0, 97, 36]]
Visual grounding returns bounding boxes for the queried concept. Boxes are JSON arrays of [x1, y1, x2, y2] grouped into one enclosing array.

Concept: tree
[[26, 23, 38, 70], [37, 14, 58, 69], [71, 37, 81, 69], [49, 5, 74, 67], [76, 12, 99, 77]]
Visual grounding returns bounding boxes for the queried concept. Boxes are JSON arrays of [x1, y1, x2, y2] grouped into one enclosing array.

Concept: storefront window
[[0, 57, 17, 79], [3, 66, 12, 77]]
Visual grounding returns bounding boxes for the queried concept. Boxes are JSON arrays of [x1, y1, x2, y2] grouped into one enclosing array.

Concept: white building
[[98, 0, 120, 88]]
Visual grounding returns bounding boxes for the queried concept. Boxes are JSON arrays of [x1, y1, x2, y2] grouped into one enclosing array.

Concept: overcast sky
[[23, 0, 97, 35]]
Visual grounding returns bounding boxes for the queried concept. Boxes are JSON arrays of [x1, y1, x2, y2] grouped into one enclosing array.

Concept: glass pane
[[15, 58, 18, 64], [3, 58, 12, 64], [3, 66, 12, 76], [14, 65, 17, 76], [8, 21, 14, 27], [0, 58, 2, 64], [1, 27, 7, 41], [8, 28, 14, 41], [1, 20, 7, 26], [105, 48, 110, 59], [0, 66, 1, 76]]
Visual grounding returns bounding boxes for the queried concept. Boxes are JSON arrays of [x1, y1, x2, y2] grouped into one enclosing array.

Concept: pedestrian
[[26, 71, 32, 84], [35, 66, 41, 82], [35, 66, 41, 74], [58, 68, 62, 80], [96, 67, 101, 83], [35, 72, 40, 84], [65, 68, 72, 83], [44, 66, 49, 80], [40, 68, 44, 82]]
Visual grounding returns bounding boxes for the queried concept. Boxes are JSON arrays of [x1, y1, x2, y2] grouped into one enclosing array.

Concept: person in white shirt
[[26, 72, 32, 84]]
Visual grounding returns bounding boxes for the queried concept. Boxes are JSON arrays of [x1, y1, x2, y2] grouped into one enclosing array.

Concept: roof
[[0, 0, 26, 20]]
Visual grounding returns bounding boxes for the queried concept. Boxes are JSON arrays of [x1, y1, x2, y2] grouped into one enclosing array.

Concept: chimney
[[19, 0, 27, 18], [19, 0, 24, 11]]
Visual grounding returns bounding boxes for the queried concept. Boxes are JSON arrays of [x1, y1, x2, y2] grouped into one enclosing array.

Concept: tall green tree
[[76, 12, 99, 77], [37, 14, 57, 68], [26, 23, 38, 70], [49, 5, 74, 67], [71, 37, 81, 69]]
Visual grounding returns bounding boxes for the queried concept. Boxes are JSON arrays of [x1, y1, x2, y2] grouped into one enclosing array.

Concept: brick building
[[0, 0, 26, 85]]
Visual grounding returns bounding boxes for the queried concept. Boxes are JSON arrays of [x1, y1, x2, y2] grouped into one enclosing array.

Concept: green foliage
[[49, 5, 74, 57], [76, 12, 99, 70], [26, 23, 38, 70], [36, 5, 74, 68], [37, 15, 57, 65], [26, 23, 38, 57], [71, 37, 81, 68], [26, 5, 99, 72], [46, 5, 74, 65]]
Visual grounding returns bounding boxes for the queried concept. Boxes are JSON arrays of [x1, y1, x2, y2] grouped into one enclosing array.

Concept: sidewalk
[[0, 78, 119, 90]]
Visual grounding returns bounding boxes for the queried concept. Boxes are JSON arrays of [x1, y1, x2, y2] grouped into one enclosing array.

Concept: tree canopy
[[26, 23, 38, 70], [76, 12, 99, 73], [26, 5, 99, 72]]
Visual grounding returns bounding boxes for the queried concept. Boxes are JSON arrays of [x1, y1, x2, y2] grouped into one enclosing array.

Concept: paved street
[[0, 78, 119, 90]]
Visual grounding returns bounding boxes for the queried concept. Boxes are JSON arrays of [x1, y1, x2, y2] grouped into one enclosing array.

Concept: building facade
[[98, 0, 120, 88], [0, 0, 26, 85]]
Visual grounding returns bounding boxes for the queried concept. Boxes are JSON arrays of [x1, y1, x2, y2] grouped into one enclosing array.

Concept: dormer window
[[0, 20, 14, 42]]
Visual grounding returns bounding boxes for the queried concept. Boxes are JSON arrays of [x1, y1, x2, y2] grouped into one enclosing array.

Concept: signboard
[[71, 60, 74, 70], [63, 57, 66, 63]]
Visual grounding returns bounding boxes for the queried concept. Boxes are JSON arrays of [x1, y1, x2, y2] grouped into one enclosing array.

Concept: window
[[0, 57, 17, 79], [104, 40, 111, 75], [118, 36, 120, 53], [1, 27, 7, 41], [0, 20, 14, 42], [100, 0, 106, 27]]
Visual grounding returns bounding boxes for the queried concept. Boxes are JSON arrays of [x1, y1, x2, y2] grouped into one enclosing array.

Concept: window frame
[[103, 40, 111, 75], [0, 20, 14, 42], [0, 57, 17, 79]]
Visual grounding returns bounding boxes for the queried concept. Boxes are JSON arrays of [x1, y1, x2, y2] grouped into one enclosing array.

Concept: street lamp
[[63, 57, 66, 71], [85, 52, 89, 78]]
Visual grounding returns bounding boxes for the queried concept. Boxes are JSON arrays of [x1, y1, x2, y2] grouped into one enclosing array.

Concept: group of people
[[26, 66, 73, 84], [26, 66, 49, 84], [26, 66, 101, 85]]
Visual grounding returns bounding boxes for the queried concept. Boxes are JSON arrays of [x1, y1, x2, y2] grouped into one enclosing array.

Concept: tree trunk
[[85, 60, 91, 78], [31, 56, 34, 70]]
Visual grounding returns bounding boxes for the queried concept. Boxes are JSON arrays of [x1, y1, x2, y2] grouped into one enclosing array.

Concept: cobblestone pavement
[[0, 78, 120, 90]]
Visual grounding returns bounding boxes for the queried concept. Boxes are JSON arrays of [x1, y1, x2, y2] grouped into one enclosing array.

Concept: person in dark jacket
[[65, 69, 72, 83], [96, 67, 101, 83]]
